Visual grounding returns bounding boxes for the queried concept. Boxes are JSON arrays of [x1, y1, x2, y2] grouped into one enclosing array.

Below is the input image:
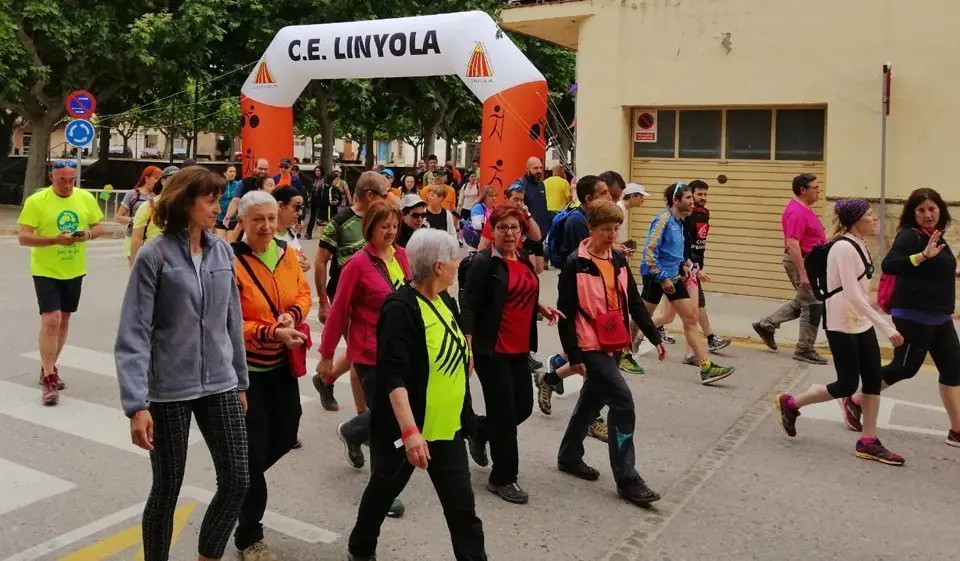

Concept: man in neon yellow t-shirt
[[18, 160, 104, 406]]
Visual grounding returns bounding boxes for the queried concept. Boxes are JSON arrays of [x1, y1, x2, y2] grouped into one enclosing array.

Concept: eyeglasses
[[279, 164, 290, 170], [410, 212, 427, 219], [53, 160, 78, 169], [495, 225, 522, 234]]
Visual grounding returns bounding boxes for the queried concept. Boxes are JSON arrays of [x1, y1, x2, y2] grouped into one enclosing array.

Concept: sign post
[[879, 63, 892, 254], [63, 90, 97, 189]]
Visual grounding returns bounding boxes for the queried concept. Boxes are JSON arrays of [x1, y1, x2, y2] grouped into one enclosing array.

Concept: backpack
[[875, 229, 924, 313], [804, 237, 872, 302], [457, 250, 483, 302], [547, 204, 578, 268]]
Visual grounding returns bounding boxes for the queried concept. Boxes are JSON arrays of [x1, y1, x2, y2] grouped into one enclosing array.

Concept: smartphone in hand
[[71, 231, 88, 238]]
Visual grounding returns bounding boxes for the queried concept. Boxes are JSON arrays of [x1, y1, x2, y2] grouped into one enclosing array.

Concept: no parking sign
[[66, 90, 97, 119], [634, 110, 658, 143]]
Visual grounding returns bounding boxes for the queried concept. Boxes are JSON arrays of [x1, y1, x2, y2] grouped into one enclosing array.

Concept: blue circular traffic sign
[[66, 90, 96, 118], [65, 119, 95, 148]]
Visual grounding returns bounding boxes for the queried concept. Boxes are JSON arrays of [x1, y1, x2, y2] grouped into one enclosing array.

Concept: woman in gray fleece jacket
[[115, 167, 250, 561]]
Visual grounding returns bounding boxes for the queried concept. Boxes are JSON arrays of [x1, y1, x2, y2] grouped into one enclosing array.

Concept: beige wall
[[567, 0, 960, 200]]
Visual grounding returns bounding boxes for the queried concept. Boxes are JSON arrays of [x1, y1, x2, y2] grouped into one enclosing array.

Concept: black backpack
[[457, 250, 485, 302], [804, 237, 872, 301]]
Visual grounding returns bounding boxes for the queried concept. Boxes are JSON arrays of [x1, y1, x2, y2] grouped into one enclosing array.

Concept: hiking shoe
[[839, 397, 863, 432], [241, 541, 278, 561], [617, 478, 661, 507], [41, 375, 59, 406], [467, 434, 489, 467], [657, 327, 676, 345], [699, 362, 736, 385], [534, 372, 555, 415], [528, 353, 544, 372], [588, 417, 608, 443], [707, 335, 731, 353], [386, 497, 405, 518], [486, 481, 529, 505], [854, 439, 905, 466], [312, 374, 339, 411], [39, 367, 65, 390], [547, 355, 566, 395], [336, 423, 364, 469], [752, 322, 777, 351], [682, 354, 698, 366], [775, 393, 799, 437], [558, 460, 600, 481], [619, 353, 645, 375], [793, 350, 828, 365], [945, 429, 960, 448]]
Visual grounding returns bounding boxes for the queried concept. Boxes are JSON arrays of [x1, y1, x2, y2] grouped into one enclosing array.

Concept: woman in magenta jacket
[[317, 200, 410, 517]]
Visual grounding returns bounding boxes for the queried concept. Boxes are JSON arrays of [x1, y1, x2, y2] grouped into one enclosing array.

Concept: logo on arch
[[466, 43, 494, 81], [253, 61, 277, 88]]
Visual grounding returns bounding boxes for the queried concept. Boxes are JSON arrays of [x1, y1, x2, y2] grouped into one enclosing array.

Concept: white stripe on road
[[0, 501, 147, 561], [0, 380, 201, 458], [0, 457, 75, 517], [181, 486, 339, 544], [21, 345, 322, 401]]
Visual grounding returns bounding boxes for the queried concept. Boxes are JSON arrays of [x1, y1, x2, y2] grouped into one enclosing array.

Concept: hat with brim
[[400, 194, 427, 212], [623, 183, 649, 197]]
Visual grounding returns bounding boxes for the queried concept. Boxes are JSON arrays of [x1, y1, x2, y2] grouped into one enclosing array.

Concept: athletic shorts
[[215, 218, 238, 231], [523, 238, 544, 257], [641, 274, 690, 305], [33, 275, 84, 314], [685, 275, 706, 308]]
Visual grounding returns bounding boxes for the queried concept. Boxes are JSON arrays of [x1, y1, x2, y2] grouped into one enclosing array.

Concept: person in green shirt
[[18, 160, 104, 406], [130, 165, 179, 263]]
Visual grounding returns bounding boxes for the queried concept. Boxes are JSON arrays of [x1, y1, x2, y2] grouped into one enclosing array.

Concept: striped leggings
[[143, 389, 249, 561]]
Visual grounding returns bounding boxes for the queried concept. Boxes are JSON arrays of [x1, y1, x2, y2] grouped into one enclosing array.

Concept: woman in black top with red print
[[459, 206, 564, 504]]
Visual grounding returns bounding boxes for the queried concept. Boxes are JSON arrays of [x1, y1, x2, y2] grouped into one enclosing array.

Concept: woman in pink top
[[316, 201, 409, 517], [774, 199, 906, 466]]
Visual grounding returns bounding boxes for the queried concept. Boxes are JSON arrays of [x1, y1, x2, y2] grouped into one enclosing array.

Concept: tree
[[207, 98, 241, 158], [0, 0, 240, 200]]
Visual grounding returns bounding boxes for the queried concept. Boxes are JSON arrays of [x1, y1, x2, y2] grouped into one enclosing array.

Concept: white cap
[[623, 183, 649, 197], [400, 194, 427, 211]]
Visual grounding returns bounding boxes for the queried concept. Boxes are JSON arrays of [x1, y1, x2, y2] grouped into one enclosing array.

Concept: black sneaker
[[793, 350, 828, 365], [312, 374, 340, 411], [386, 497, 405, 518], [467, 435, 489, 467], [558, 460, 600, 481], [775, 393, 799, 437], [336, 423, 365, 469], [617, 478, 661, 507], [344, 550, 376, 561], [707, 334, 731, 353], [486, 481, 529, 504], [752, 322, 777, 351], [657, 327, 676, 345], [528, 353, 544, 372]]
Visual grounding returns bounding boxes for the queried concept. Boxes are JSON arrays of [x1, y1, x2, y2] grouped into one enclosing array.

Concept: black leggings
[[473, 353, 534, 485], [882, 316, 960, 387], [825, 329, 882, 397], [143, 390, 249, 561]]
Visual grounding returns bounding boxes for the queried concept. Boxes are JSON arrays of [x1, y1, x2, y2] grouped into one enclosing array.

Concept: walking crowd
[[16, 155, 960, 561]]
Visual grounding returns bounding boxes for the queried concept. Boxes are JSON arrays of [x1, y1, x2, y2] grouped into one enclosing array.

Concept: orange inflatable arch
[[240, 11, 547, 193]]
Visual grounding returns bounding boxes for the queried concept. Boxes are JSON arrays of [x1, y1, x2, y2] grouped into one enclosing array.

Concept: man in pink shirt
[[753, 174, 829, 364]]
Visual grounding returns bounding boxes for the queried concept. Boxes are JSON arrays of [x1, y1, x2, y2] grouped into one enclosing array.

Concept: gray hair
[[406, 228, 460, 284], [239, 190, 277, 217]]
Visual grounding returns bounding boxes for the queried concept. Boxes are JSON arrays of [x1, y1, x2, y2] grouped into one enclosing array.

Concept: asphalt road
[[0, 236, 956, 561]]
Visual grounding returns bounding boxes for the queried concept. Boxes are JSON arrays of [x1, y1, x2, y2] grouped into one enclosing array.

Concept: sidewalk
[[0, 205, 124, 237]]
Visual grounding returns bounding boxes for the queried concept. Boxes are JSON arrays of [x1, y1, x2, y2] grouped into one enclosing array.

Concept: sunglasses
[[410, 212, 427, 219], [53, 160, 78, 169], [292, 204, 303, 211], [279, 164, 291, 170], [673, 183, 686, 198]]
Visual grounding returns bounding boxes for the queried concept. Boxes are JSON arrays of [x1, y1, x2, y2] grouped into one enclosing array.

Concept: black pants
[[558, 351, 640, 488], [235, 367, 302, 550], [144, 390, 249, 561], [825, 329, 882, 398], [348, 436, 486, 560], [473, 353, 533, 485], [882, 317, 960, 387], [340, 363, 377, 445], [305, 199, 327, 237]]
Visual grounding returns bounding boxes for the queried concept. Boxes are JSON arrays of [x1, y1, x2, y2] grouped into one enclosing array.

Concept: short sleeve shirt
[[133, 200, 164, 241], [495, 259, 539, 354], [781, 199, 826, 255], [385, 249, 405, 289], [417, 295, 470, 442], [122, 189, 151, 236], [18, 187, 104, 279], [544, 176, 571, 212], [318, 208, 365, 270]]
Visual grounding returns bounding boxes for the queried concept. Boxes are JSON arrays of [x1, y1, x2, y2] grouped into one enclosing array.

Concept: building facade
[[503, 0, 960, 298]]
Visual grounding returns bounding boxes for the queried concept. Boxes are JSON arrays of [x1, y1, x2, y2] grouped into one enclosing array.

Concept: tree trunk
[[97, 123, 111, 166], [0, 113, 15, 168], [22, 118, 54, 201], [422, 120, 440, 161], [364, 125, 375, 169], [317, 91, 335, 174]]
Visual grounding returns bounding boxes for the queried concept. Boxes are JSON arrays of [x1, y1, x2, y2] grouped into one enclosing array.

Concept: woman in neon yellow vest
[[346, 228, 486, 561]]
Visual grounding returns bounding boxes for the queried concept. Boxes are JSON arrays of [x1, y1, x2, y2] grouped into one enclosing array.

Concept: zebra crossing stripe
[[0, 457, 75, 517]]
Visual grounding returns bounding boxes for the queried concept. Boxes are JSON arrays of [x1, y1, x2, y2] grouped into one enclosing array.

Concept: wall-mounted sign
[[634, 110, 657, 143]]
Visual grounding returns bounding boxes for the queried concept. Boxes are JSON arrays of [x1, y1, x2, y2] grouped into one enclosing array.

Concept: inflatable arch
[[240, 11, 547, 194]]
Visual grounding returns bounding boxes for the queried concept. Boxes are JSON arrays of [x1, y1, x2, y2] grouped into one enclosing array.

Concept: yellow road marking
[[58, 501, 196, 561]]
